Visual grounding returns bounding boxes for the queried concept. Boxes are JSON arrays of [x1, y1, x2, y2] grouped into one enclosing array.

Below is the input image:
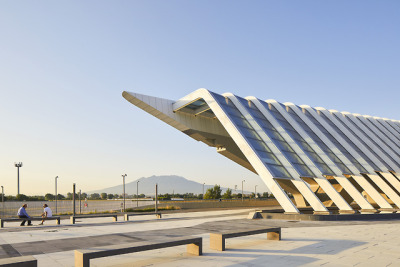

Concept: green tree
[[100, 193, 107, 199], [107, 194, 114, 199], [90, 193, 100, 200], [16, 194, 28, 201], [204, 185, 222, 199], [223, 188, 232, 199], [45, 193, 55, 200]]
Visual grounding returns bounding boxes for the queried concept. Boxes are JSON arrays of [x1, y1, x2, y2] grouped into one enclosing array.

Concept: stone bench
[[0, 217, 61, 228], [210, 227, 281, 251], [70, 214, 118, 224], [74, 236, 202, 267], [0, 255, 37, 266], [124, 212, 162, 221]]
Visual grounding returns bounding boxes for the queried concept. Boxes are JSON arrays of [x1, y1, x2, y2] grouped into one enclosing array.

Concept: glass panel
[[210, 93, 292, 178]]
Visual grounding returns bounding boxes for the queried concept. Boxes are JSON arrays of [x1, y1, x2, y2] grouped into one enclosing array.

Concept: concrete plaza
[[1, 208, 400, 266]]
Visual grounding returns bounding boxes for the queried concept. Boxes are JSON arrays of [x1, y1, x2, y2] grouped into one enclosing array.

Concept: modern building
[[123, 89, 400, 215]]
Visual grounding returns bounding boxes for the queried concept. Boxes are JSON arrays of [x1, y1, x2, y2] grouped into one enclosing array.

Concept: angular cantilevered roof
[[123, 89, 400, 214]]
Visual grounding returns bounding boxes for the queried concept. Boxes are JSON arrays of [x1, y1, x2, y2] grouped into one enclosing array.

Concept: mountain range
[[88, 175, 249, 196]]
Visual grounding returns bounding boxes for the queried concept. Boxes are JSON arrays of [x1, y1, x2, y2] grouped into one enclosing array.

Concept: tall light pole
[[202, 183, 205, 199], [122, 174, 127, 212], [73, 183, 76, 216], [1, 186, 4, 218], [136, 180, 140, 207], [14, 162, 23, 195], [242, 180, 245, 202], [255, 185, 258, 201], [55, 176, 59, 214]]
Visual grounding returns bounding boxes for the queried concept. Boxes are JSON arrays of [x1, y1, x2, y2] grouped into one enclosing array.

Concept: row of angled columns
[[271, 171, 400, 214]]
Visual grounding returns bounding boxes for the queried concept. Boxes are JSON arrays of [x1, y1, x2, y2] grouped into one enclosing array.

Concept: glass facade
[[286, 107, 357, 175], [317, 112, 380, 172], [210, 93, 293, 179], [339, 114, 398, 170], [236, 97, 315, 178], [376, 119, 400, 143], [256, 101, 338, 176], [355, 117, 400, 157]]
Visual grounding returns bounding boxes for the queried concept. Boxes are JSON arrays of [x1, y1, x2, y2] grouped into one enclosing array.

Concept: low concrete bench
[[0, 255, 37, 266], [74, 236, 202, 267], [70, 214, 118, 224], [0, 217, 61, 228], [124, 212, 161, 221], [210, 227, 281, 251]]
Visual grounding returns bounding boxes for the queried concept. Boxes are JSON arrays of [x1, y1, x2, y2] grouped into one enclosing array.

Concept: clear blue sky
[[1, 1, 399, 195]]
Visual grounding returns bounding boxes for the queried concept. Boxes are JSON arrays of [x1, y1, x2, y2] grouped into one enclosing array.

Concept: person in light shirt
[[39, 204, 53, 225]]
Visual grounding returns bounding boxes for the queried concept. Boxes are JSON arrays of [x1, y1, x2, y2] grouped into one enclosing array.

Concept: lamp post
[[241, 180, 245, 202], [122, 174, 127, 212], [1, 186, 4, 218], [137, 180, 140, 207], [155, 184, 158, 213], [73, 183, 76, 216], [255, 185, 258, 201], [14, 162, 23, 195], [55, 176, 59, 214], [203, 183, 205, 199]]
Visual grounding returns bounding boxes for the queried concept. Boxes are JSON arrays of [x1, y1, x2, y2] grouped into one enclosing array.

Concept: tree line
[[0, 185, 277, 201]]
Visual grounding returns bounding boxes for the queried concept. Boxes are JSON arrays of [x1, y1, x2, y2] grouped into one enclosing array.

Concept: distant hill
[[88, 175, 248, 196]]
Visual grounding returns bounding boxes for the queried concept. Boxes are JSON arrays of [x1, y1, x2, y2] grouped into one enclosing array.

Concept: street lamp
[[203, 183, 205, 199], [1, 186, 4, 218], [122, 174, 127, 212], [242, 180, 245, 202], [14, 162, 23, 195], [137, 180, 140, 207], [55, 176, 59, 214], [255, 185, 258, 201]]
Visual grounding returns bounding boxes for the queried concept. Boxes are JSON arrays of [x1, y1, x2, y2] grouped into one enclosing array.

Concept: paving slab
[[1, 208, 400, 266]]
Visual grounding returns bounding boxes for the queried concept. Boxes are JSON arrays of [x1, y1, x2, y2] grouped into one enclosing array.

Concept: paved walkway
[[1, 209, 400, 266]]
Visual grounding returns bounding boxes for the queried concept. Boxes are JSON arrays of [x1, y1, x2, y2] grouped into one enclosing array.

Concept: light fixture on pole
[[137, 180, 140, 207], [14, 162, 23, 195], [122, 174, 127, 212], [55, 176, 59, 214], [241, 180, 245, 202], [255, 185, 258, 201]]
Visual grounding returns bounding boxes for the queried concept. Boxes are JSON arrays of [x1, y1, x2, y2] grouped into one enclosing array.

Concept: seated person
[[39, 204, 53, 225], [17, 204, 32, 226]]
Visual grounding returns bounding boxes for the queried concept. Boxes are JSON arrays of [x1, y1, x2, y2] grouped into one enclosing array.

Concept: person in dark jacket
[[17, 204, 32, 226]]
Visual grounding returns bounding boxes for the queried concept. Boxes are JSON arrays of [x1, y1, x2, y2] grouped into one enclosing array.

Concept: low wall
[[0, 200, 154, 218], [157, 199, 280, 209]]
